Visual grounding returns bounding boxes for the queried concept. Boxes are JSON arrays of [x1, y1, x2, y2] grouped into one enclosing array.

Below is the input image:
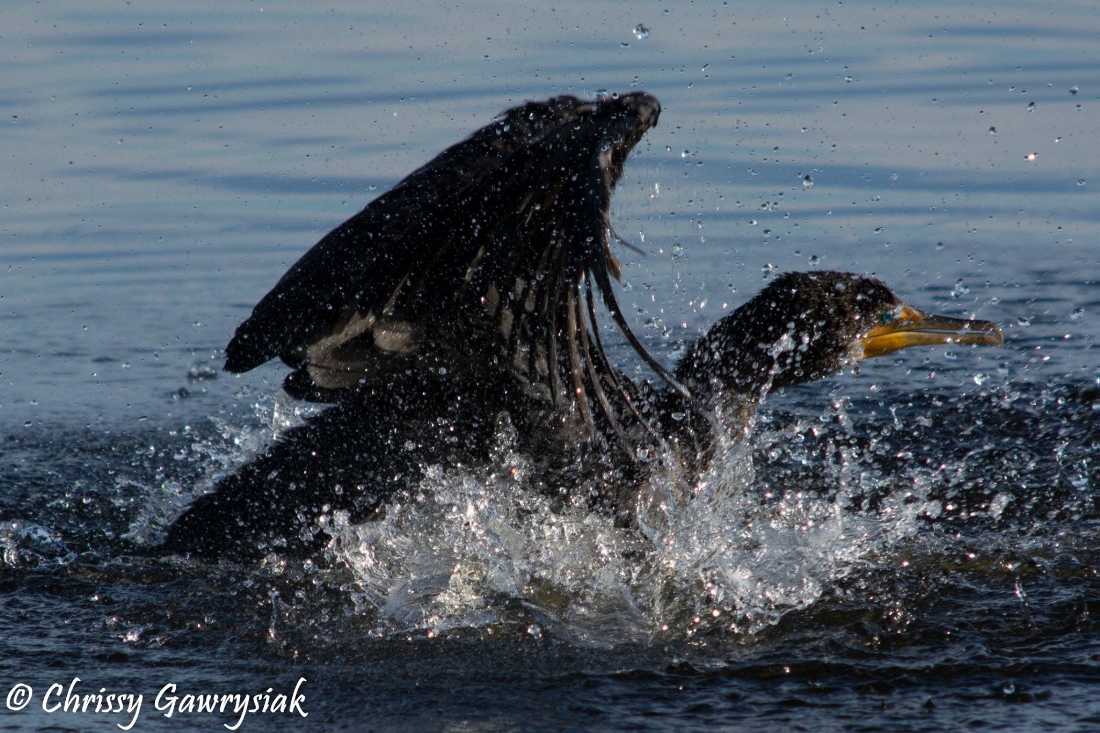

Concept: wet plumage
[[163, 93, 1002, 559]]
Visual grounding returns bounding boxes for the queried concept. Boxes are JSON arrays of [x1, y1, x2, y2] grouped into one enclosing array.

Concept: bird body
[[163, 93, 1002, 559]]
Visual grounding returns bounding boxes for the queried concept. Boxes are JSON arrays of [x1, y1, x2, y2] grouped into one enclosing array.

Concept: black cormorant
[[162, 93, 1003, 559]]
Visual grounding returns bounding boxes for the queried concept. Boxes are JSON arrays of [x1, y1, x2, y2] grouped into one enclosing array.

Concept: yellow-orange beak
[[862, 305, 1004, 359]]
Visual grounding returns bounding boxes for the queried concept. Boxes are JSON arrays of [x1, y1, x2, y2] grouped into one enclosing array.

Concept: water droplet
[[802, 174, 813, 188], [1024, 152, 1038, 161], [1070, 85, 1079, 95], [1002, 681, 1016, 696], [187, 363, 218, 381], [1026, 101, 1035, 112], [1071, 307, 1084, 320], [936, 242, 944, 250], [1017, 316, 1031, 327], [988, 126, 997, 135], [633, 24, 650, 40]]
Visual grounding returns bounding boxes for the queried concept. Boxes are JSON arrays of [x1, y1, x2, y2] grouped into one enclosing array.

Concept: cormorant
[[162, 93, 1003, 559]]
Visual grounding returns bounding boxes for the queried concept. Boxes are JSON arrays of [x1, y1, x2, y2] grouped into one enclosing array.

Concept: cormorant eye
[[881, 308, 898, 324]]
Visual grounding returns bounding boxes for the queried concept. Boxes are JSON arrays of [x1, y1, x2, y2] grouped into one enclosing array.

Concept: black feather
[[224, 92, 674, 441]]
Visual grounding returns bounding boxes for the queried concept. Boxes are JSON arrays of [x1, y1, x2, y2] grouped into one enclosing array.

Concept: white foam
[[327, 404, 939, 642]]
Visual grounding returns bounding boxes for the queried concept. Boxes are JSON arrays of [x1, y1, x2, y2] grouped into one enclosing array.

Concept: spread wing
[[224, 92, 684, 441]]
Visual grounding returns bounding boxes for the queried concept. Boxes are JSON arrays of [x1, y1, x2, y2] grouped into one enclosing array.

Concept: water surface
[[2, 1, 1099, 730]]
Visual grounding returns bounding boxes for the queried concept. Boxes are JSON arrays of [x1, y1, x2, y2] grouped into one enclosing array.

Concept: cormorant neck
[[673, 306, 811, 407], [672, 273, 870, 406]]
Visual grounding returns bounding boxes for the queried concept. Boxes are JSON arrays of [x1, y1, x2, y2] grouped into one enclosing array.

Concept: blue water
[[3, 2, 1099, 730]]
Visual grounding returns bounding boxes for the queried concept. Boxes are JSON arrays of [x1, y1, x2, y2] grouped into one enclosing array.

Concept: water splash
[[124, 391, 321, 547], [326, 399, 942, 642], [96, 374, 1096, 646], [1, 520, 74, 568]]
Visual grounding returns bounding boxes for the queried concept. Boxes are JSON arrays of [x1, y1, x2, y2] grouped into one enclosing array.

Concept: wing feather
[[224, 92, 681, 444]]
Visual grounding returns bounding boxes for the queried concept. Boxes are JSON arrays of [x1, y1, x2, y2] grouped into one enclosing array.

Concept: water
[[3, 1, 1099, 730]]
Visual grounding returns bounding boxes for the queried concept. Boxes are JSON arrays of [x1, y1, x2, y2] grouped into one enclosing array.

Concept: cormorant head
[[675, 271, 1004, 403]]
